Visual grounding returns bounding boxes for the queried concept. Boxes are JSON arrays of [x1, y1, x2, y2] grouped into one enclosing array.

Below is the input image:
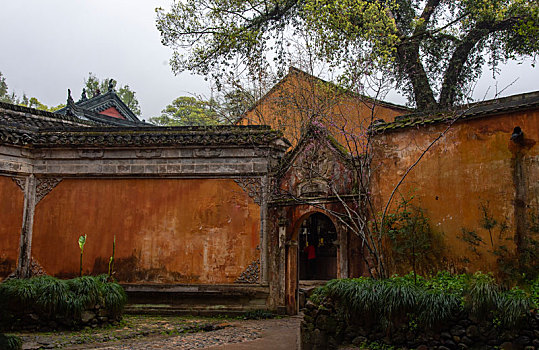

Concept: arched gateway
[[283, 210, 352, 314], [298, 213, 338, 280]]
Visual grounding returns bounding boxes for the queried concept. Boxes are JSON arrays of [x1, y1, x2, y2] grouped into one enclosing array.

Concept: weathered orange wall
[[32, 179, 261, 284], [372, 110, 539, 274], [241, 69, 409, 148], [0, 175, 23, 278]]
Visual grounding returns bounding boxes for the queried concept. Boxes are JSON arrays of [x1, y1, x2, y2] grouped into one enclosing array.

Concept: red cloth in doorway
[[305, 245, 316, 260]]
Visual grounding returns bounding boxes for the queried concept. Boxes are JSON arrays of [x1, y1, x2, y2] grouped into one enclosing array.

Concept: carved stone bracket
[[36, 178, 62, 204], [11, 176, 62, 202], [235, 259, 260, 284], [234, 177, 263, 205], [11, 177, 26, 193]]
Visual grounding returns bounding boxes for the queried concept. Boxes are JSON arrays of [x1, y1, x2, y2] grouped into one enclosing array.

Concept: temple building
[[55, 81, 144, 126], [0, 68, 538, 314]]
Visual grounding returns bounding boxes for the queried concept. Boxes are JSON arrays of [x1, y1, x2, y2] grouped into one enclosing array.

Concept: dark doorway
[[298, 213, 337, 280]]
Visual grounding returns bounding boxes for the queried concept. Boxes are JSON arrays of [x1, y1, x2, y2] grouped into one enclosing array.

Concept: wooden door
[[285, 241, 299, 315]]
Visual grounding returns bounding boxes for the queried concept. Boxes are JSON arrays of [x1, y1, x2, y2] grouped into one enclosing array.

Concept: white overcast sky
[[0, 0, 537, 120]]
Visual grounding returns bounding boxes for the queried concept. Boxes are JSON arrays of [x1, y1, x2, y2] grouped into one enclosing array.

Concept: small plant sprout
[[108, 235, 116, 280], [78, 234, 87, 277]]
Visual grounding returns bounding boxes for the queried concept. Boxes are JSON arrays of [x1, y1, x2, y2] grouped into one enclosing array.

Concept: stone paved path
[[204, 316, 301, 350], [69, 317, 300, 350]]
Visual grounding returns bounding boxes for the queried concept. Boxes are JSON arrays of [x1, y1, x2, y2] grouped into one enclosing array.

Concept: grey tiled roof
[[56, 89, 142, 123], [0, 101, 284, 148], [0, 102, 97, 129], [373, 91, 539, 132]]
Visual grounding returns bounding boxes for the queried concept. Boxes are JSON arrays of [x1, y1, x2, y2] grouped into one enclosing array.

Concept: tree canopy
[[149, 96, 221, 126], [0, 72, 12, 103], [84, 73, 141, 116], [156, 0, 539, 110], [0, 71, 65, 111]]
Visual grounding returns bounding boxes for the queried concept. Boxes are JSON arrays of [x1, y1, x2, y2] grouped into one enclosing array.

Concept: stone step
[[122, 283, 272, 316], [124, 304, 258, 316]]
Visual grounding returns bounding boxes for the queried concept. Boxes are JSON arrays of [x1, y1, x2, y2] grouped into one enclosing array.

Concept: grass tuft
[[0, 275, 127, 329], [312, 271, 535, 330], [0, 334, 22, 350]]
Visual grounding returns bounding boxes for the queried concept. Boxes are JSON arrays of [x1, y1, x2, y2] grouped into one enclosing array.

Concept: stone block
[[144, 165, 158, 173], [117, 165, 131, 173], [451, 325, 466, 337], [253, 162, 267, 173], [167, 164, 183, 173], [130, 165, 144, 173], [101, 165, 116, 173], [499, 342, 514, 350], [466, 325, 479, 338], [80, 311, 95, 324], [194, 163, 209, 173]]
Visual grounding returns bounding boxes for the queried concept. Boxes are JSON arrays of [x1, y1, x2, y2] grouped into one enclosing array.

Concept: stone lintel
[[0, 144, 282, 177]]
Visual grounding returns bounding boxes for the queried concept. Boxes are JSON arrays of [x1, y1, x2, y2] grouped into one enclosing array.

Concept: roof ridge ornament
[[108, 79, 115, 92], [67, 89, 74, 104], [79, 88, 88, 102], [65, 89, 76, 116]]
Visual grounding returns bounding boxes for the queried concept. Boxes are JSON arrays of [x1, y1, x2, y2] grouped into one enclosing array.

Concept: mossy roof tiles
[[0, 102, 284, 148], [373, 91, 539, 133]]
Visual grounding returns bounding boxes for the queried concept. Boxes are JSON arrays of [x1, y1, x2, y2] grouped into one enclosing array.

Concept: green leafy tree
[[17, 94, 65, 112], [84, 73, 141, 116], [149, 96, 221, 126], [0, 72, 10, 103], [1, 71, 65, 111], [156, 0, 539, 110], [0, 72, 17, 104], [217, 88, 257, 123]]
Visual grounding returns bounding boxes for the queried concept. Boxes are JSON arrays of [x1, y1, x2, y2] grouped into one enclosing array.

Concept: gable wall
[[99, 107, 125, 119], [241, 72, 408, 148]]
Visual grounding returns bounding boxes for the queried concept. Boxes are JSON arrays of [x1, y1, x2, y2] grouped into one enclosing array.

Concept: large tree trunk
[[438, 18, 518, 108], [396, 43, 438, 111]]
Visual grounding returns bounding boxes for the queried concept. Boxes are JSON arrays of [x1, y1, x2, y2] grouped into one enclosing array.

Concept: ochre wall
[[372, 110, 539, 275], [0, 175, 23, 278], [32, 179, 261, 284], [241, 70, 408, 148]]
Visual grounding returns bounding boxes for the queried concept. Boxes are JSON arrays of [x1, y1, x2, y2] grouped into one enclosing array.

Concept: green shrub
[[531, 276, 539, 309], [311, 272, 534, 329], [0, 334, 22, 350], [0, 275, 127, 329], [242, 309, 274, 320]]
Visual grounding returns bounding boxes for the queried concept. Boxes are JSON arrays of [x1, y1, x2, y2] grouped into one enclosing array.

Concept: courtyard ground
[[13, 314, 302, 350]]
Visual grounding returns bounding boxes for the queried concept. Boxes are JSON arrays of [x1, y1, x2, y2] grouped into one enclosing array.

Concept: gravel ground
[[90, 323, 263, 350], [16, 316, 295, 350]]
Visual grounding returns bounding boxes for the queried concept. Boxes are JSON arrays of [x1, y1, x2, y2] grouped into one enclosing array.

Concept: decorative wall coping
[[0, 124, 287, 148]]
